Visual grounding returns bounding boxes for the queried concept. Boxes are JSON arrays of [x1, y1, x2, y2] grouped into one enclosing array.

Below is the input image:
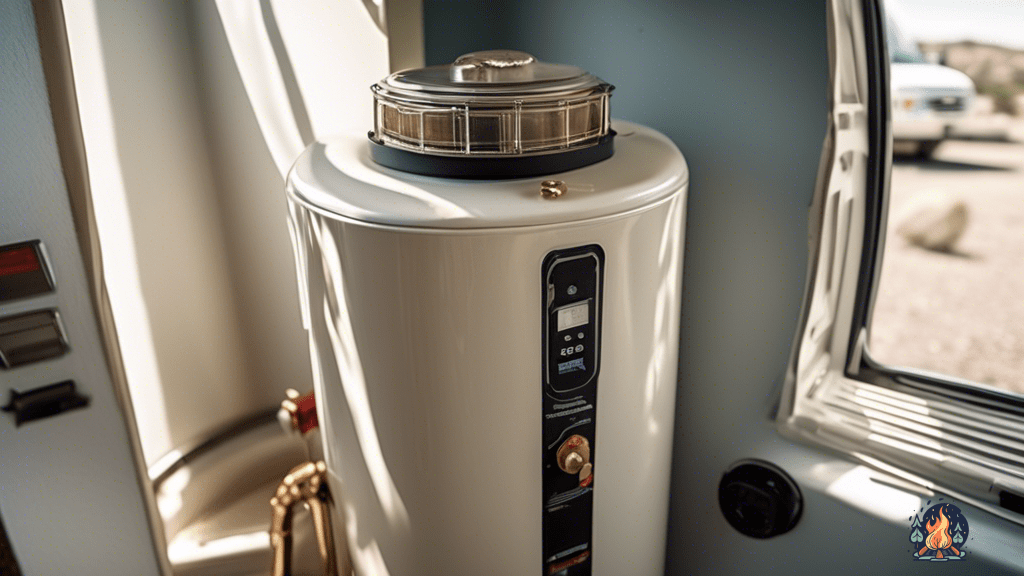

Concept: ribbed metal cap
[[371, 50, 613, 157]]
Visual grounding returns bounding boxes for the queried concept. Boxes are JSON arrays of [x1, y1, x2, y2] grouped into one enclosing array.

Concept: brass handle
[[270, 461, 339, 576]]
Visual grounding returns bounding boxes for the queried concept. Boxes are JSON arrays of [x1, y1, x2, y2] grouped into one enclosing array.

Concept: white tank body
[[286, 120, 687, 576]]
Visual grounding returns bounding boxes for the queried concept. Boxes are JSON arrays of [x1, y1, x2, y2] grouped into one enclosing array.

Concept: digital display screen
[[557, 302, 589, 332]]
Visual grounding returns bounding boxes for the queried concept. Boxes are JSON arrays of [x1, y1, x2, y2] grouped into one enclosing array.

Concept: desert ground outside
[[869, 118, 1024, 395]]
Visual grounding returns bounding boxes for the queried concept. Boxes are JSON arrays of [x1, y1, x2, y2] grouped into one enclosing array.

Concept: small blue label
[[558, 358, 585, 374]]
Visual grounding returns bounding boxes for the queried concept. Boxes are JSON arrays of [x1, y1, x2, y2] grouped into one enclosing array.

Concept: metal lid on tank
[[370, 50, 613, 172]]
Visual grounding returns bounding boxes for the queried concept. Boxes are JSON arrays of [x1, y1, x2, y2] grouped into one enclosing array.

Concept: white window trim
[[776, 0, 1024, 528]]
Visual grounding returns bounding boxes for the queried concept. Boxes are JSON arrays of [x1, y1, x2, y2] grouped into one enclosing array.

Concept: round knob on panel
[[557, 435, 591, 475], [564, 452, 584, 472]]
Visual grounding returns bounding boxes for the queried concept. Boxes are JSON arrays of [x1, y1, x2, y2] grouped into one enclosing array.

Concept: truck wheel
[[916, 140, 942, 159]]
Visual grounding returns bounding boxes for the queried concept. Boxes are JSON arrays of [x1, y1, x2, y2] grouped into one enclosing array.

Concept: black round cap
[[719, 459, 803, 539]]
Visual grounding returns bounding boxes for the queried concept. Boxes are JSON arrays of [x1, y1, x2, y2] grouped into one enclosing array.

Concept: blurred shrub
[[978, 84, 1023, 115], [924, 41, 1024, 116]]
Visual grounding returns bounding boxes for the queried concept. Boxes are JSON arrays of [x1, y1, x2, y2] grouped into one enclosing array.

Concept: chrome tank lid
[[379, 50, 606, 99], [369, 50, 614, 177]]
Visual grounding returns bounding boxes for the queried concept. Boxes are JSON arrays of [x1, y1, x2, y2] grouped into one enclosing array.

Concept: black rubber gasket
[[368, 132, 615, 179]]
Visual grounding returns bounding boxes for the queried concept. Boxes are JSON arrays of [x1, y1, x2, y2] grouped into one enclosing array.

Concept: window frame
[[848, 3, 1024, 419], [779, 0, 1024, 525]]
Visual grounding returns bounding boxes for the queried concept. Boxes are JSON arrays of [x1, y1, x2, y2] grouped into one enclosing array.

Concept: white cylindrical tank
[[285, 52, 687, 576]]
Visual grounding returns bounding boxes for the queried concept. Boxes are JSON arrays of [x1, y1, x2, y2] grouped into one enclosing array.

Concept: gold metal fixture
[[278, 388, 302, 432], [450, 50, 537, 83], [270, 461, 339, 576], [541, 180, 568, 199]]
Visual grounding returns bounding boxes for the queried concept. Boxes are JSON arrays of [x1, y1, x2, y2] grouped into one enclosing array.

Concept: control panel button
[[2, 380, 89, 426], [0, 241, 54, 302], [0, 309, 68, 368]]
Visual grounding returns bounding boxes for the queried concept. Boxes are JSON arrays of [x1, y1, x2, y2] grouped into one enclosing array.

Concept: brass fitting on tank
[[269, 461, 339, 576]]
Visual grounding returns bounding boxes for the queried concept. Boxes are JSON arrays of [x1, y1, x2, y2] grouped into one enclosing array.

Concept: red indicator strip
[[548, 551, 590, 575], [0, 246, 42, 276], [295, 392, 319, 434]]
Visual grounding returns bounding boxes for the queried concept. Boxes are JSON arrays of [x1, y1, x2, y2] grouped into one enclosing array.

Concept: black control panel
[[541, 245, 603, 576]]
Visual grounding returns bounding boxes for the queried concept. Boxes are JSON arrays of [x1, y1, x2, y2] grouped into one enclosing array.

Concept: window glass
[[885, 14, 926, 64], [869, 0, 1024, 395]]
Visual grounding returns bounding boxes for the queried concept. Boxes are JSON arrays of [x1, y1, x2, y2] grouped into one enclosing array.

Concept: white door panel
[[0, 0, 165, 572]]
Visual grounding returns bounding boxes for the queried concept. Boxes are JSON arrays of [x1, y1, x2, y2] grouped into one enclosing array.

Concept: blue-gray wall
[[425, 4, 1024, 575], [425, 0, 828, 572]]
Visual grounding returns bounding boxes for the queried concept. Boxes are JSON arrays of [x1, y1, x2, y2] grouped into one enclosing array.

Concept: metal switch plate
[[0, 309, 68, 368], [0, 241, 54, 303]]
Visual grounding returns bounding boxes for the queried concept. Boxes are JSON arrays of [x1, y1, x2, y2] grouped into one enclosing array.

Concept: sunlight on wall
[[62, 1, 172, 464], [214, 0, 306, 178], [823, 464, 924, 525]]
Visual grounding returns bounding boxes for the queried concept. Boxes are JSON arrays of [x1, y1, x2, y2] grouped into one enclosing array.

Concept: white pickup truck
[[888, 12, 976, 158]]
